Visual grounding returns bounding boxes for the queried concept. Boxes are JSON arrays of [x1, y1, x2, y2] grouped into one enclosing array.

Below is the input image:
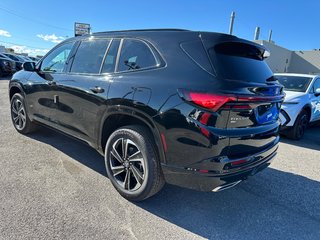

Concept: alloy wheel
[[11, 98, 26, 131], [109, 138, 145, 192]]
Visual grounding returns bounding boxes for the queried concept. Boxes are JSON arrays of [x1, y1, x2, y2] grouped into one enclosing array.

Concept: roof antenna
[[229, 11, 235, 35], [254, 27, 260, 40], [268, 30, 273, 42]]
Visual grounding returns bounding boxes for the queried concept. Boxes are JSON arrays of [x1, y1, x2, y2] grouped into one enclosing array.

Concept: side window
[[70, 39, 110, 74], [313, 79, 320, 92], [101, 39, 120, 73], [41, 42, 75, 73], [117, 39, 157, 72]]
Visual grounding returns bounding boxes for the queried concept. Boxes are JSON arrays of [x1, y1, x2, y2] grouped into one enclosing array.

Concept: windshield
[[4, 54, 18, 61], [15, 55, 26, 62], [0, 53, 11, 60], [276, 76, 312, 92], [5, 54, 25, 62], [21, 56, 32, 61]]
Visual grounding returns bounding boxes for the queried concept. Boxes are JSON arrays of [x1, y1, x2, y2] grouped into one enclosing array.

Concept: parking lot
[[0, 77, 319, 239]]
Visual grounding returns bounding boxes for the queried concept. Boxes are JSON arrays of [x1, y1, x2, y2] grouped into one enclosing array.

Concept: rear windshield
[[209, 42, 273, 82], [276, 76, 312, 92]]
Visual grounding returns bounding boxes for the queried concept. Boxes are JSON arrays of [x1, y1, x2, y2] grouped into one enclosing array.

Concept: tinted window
[[71, 39, 110, 74], [208, 42, 273, 82], [313, 78, 320, 92], [0, 53, 10, 59], [4, 54, 20, 61], [118, 39, 157, 72], [41, 42, 75, 72], [276, 76, 312, 92], [181, 40, 214, 75], [101, 39, 120, 73]]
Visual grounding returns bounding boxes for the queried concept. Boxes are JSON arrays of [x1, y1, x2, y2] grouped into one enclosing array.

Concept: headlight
[[3, 61, 10, 66]]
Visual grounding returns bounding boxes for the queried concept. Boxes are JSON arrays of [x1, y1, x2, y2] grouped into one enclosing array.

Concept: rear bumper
[[161, 140, 278, 192]]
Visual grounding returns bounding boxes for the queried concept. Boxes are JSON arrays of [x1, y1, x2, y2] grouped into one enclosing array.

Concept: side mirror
[[315, 88, 320, 97], [23, 61, 36, 72]]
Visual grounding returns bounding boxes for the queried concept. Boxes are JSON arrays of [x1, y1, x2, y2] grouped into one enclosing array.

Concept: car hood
[[284, 90, 306, 102]]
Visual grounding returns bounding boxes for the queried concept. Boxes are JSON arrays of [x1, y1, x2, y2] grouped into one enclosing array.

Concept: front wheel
[[105, 125, 165, 201], [287, 109, 309, 140], [10, 93, 37, 134]]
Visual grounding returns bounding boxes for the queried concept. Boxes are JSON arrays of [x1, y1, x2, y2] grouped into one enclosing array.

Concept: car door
[[107, 38, 161, 114], [52, 38, 119, 143], [26, 41, 76, 126], [310, 78, 320, 121]]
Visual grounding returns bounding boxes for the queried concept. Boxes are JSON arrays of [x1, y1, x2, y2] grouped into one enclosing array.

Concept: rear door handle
[[90, 86, 105, 94]]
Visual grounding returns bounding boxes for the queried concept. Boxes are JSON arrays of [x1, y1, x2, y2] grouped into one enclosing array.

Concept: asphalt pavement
[[0, 78, 319, 240]]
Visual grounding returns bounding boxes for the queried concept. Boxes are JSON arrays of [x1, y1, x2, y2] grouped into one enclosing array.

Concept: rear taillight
[[178, 89, 236, 112], [178, 89, 284, 112]]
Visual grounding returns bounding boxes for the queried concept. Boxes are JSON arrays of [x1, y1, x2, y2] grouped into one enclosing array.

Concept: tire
[[105, 125, 165, 201], [10, 93, 37, 134], [287, 109, 309, 140]]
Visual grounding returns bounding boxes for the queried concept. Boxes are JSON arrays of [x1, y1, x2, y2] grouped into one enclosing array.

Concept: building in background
[[255, 40, 320, 74]]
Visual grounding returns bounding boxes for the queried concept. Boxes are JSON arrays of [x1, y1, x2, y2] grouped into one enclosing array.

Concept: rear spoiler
[[199, 32, 270, 59]]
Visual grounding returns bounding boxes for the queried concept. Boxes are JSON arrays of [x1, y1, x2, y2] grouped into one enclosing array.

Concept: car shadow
[[137, 168, 320, 239], [26, 126, 107, 176], [280, 125, 320, 151], [26, 126, 320, 239]]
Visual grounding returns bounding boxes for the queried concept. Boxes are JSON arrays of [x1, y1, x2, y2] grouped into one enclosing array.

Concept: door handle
[[90, 86, 105, 94]]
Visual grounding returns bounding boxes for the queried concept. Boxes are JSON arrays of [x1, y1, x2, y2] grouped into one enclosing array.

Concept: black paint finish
[[9, 29, 284, 191]]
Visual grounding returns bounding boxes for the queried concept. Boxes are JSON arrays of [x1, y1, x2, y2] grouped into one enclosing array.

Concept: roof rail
[[94, 28, 190, 34]]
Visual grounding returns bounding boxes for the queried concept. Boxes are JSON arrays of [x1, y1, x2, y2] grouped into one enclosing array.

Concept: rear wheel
[[287, 109, 309, 140], [105, 125, 165, 201], [10, 93, 37, 134]]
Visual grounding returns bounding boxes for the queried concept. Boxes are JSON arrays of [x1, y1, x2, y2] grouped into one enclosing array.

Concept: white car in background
[[275, 73, 320, 140]]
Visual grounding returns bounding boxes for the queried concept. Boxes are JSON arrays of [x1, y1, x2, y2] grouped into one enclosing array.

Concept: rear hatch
[[201, 34, 284, 158]]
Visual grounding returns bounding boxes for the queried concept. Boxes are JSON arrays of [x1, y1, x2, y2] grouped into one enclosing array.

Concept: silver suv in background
[[275, 73, 320, 139]]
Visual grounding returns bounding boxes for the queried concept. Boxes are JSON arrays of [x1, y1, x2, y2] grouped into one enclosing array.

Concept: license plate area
[[255, 103, 280, 124]]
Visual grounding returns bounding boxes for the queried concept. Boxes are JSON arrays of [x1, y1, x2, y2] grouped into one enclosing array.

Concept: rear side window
[[209, 42, 273, 82], [117, 39, 157, 72], [180, 40, 214, 75], [101, 39, 120, 73], [71, 39, 110, 74]]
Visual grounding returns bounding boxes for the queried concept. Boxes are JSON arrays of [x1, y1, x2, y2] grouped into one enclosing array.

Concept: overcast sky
[[0, 0, 318, 56]]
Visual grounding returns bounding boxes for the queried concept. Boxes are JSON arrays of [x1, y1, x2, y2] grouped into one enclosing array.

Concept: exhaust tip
[[212, 180, 242, 192]]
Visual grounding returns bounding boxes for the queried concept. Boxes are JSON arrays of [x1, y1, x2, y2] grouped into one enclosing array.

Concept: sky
[[0, 0, 319, 56]]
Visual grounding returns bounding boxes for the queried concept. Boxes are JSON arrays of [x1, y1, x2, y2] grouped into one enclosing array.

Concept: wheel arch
[[9, 82, 25, 100], [98, 108, 166, 164], [302, 104, 312, 122]]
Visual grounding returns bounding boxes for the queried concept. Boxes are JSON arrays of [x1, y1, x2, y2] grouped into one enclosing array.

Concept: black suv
[[3, 53, 24, 71], [0, 53, 16, 77], [9, 29, 284, 201]]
